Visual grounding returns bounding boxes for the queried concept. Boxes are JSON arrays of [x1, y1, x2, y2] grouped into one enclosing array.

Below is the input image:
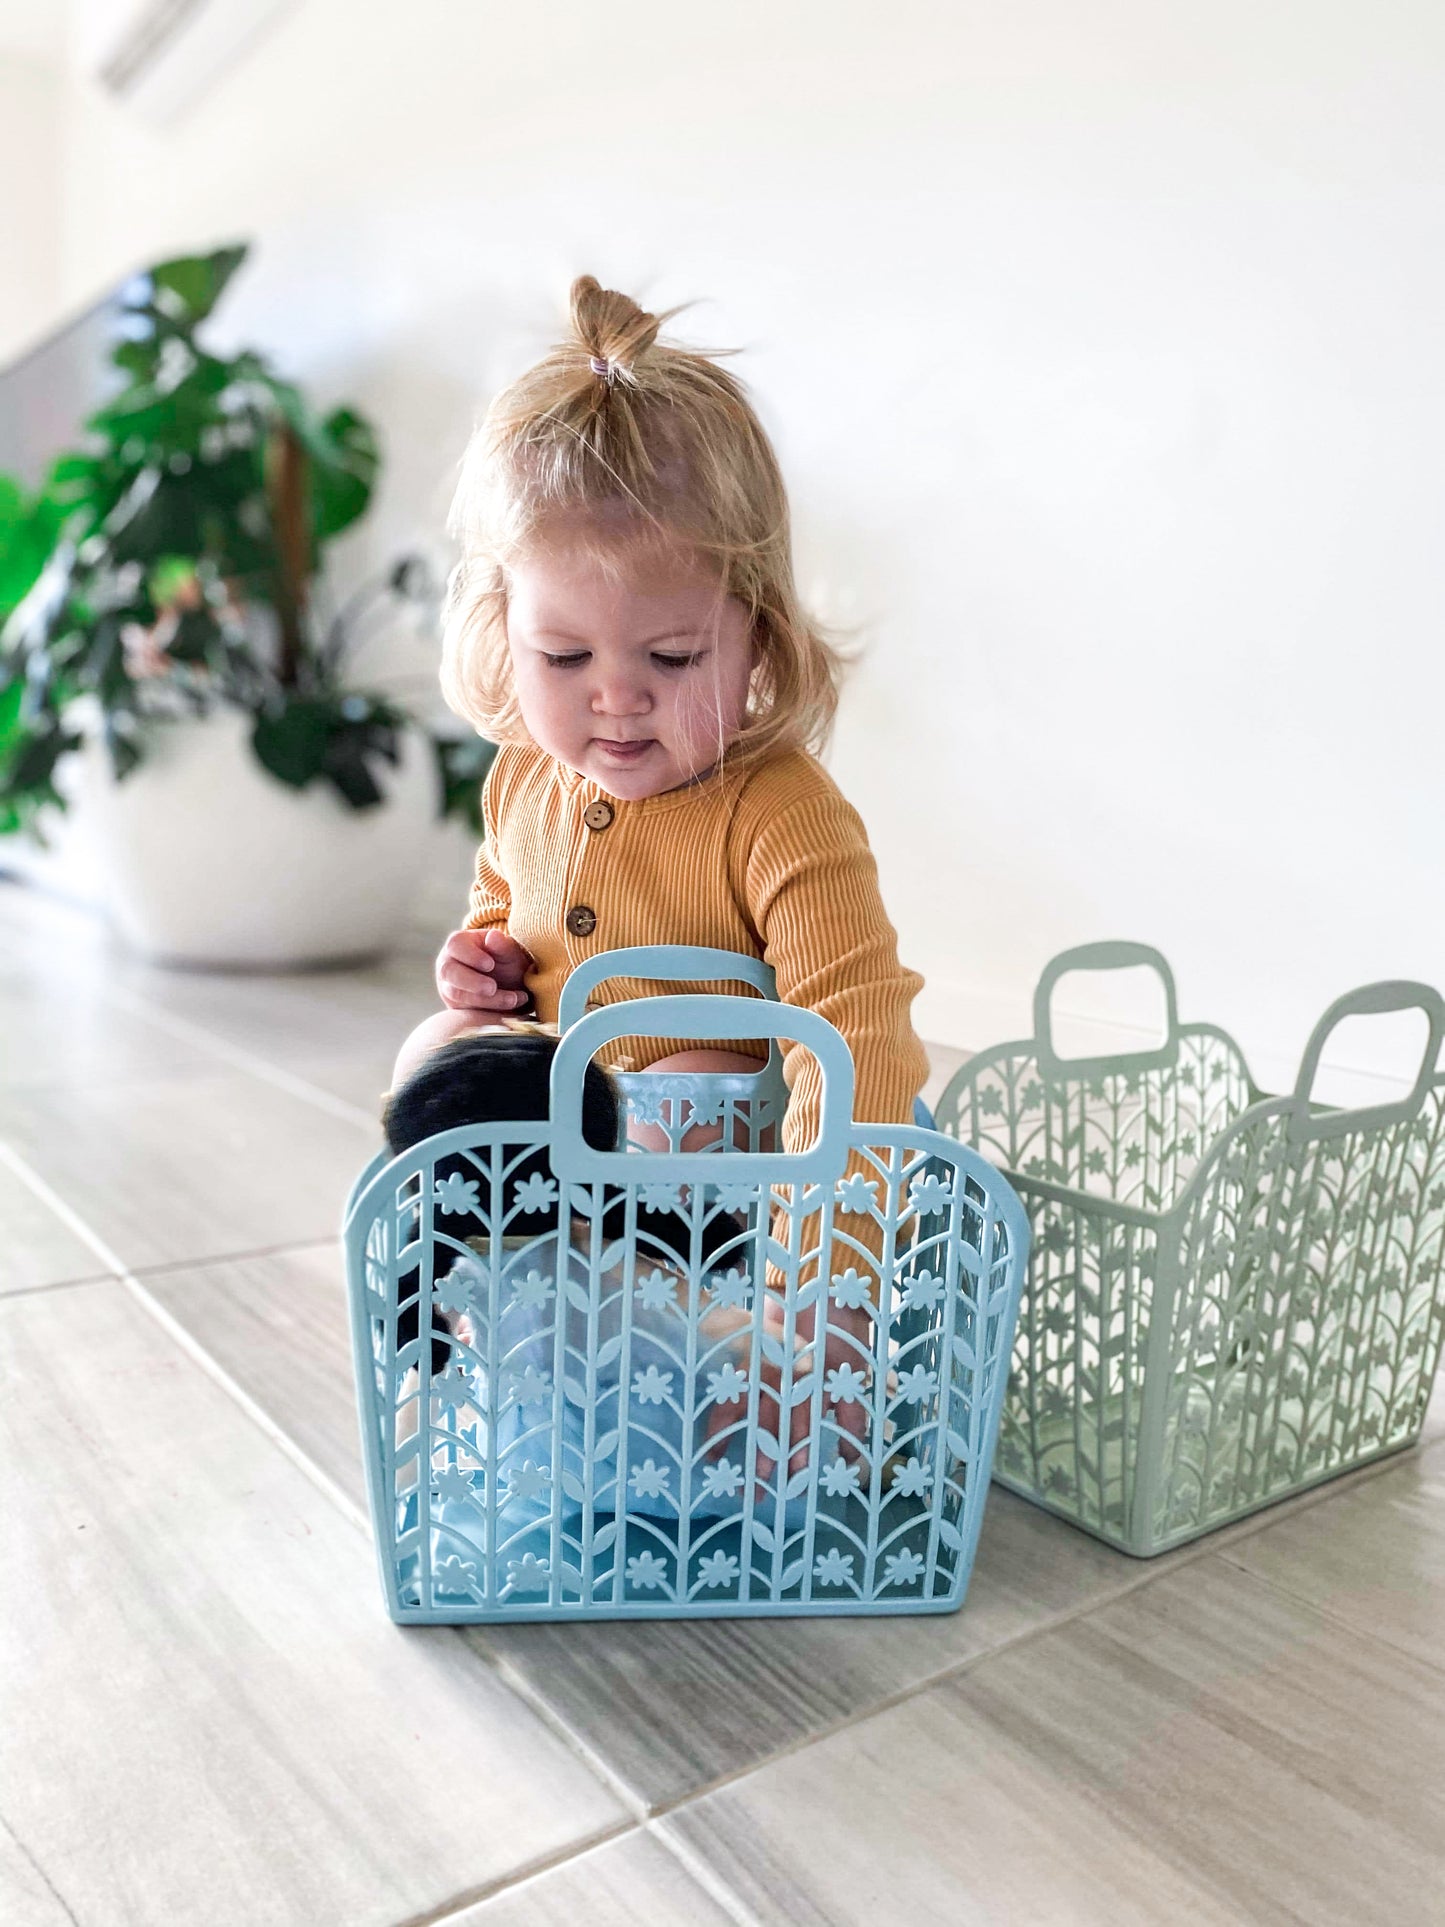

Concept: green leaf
[[0, 480, 63, 623], [322, 725, 386, 808], [145, 244, 249, 329], [434, 732, 496, 832], [309, 407, 380, 539], [251, 697, 333, 789]]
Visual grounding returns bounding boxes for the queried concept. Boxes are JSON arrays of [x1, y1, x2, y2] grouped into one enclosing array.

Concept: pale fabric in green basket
[[934, 942, 1445, 1557]]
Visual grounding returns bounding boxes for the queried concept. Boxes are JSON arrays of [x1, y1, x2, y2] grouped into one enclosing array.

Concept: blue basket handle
[[557, 945, 779, 1034], [1287, 981, 1445, 1144], [550, 993, 854, 1185], [1033, 941, 1180, 1083]]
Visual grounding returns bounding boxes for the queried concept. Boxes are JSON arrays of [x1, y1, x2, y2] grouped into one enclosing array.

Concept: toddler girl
[[394, 274, 927, 1155]]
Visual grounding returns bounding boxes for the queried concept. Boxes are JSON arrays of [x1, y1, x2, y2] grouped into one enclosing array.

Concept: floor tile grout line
[[398, 1817, 761, 1927], [98, 981, 382, 1130], [641, 1440, 1438, 1825], [389, 1818, 641, 1927], [0, 1132, 370, 1530], [128, 1234, 343, 1281], [459, 1634, 654, 1824], [1212, 1548, 1445, 1683], [0, 1127, 672, 1834], [1, 1270, 117, 1301], [640, 1816, 763, 1925], [1, 1236, 343, 1304]]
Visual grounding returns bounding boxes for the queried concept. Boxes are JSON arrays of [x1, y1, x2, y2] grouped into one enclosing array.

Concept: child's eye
[[542, 651, 589, 668], [652, 651, 706, 670]]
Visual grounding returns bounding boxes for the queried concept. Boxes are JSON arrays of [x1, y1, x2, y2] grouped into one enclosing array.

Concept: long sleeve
[[464, 751, 513, 935], [742, 780, 928, 1150]]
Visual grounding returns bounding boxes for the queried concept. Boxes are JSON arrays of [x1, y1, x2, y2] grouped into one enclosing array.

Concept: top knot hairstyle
[[441, 275, 844, 763]]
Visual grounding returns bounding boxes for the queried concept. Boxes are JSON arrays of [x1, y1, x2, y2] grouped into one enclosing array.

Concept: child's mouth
[[595, 739, 654, 761]]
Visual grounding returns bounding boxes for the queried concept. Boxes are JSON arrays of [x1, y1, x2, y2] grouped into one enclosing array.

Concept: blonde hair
[[440, 275, 844, 762]]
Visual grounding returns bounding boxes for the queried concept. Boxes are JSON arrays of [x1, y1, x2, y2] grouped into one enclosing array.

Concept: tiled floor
[[2, 877, 1443, 1926]]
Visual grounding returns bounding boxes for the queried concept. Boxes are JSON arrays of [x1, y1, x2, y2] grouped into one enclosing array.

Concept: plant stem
[[266, 420, 310, 690]]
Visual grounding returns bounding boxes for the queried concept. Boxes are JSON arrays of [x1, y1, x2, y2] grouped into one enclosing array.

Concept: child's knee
[[390, 1007, 496, 1092]]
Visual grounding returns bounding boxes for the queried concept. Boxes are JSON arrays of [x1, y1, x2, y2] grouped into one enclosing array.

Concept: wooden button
[[583, 799, 614, 832], [565, 904, 597, 938]]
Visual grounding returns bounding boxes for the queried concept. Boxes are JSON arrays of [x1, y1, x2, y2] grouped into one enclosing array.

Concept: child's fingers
[[482, 928, 534, 967], [437, 968, 529, 1012]]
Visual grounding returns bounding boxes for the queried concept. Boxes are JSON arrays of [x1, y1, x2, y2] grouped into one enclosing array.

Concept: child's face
[[506, 538, 755, 798]]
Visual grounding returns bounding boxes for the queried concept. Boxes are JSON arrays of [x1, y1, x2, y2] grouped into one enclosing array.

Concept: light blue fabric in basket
[[417, 1227, 815, 1585]]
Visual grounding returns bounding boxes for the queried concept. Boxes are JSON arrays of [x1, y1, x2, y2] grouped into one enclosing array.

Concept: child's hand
[[435, 928, 535, 1014]]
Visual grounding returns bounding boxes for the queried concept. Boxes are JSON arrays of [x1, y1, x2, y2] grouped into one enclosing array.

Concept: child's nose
[[592, 677, 652, 716]]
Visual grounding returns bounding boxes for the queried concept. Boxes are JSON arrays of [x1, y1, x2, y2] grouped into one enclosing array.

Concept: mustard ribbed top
[[465, 743, 928, 1151]]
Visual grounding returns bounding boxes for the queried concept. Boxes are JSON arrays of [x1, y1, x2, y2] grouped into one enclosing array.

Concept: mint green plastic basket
[[934, 942, 1445, 1556]]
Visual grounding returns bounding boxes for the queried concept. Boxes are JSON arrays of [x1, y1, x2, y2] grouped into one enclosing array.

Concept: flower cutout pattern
[[628, 1458, 671, 1500], [433, 1362, 474, 1411], [908, 1173, 954, 1217], [835, 1173, 879, 1215], [894, 1365, 938, 1404], [641, 1181, 684, 1215], [635, 1268, 678, 1314], [890, 1455, 932, 1497], [631, 1365, 674, 1406], [830, 1267, 874, 1311], [696, 1551, 740, 1588], [433, 1554, 479, 1593], [512, 1173, 558, 1214], [506, 1551, 550, 1591], [506, 1459, 550, 1503], [629, 1088, 668, 1127], [434, 1270, 480, 1316], [712, 1183, 758, 1214], [813, 1548, 855, 1586], [883, 1549, 926, 1587], [701, 1459, 744, 1499], [626, 1551, 669, 1590], [820, 1457, 861, 1498], [708, 1267, 752, 1311], [825, 1363, 870, 1406], [510, 1268, 554, 1311], [902, 1269, 945, 1312], [510, 1364, 552, 1407], [432, 1465, 478, 1505], [706, 1362, 749, 1405], [433, 1172, 481, 1217]]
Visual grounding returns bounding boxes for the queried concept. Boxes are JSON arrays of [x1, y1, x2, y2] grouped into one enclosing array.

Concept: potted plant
[[0, 242, 491, 966]]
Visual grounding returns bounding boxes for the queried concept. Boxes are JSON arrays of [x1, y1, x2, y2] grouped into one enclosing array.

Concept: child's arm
[[741, 772, 928, 1151], [435, 748, 535, 1015]]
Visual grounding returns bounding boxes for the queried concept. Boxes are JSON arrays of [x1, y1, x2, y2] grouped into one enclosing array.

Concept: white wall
[[45, 0, 1445, 1097], [0, 52, 61, 368]]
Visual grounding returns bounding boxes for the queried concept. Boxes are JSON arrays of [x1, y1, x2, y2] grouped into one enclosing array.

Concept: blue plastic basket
[[343, 959, 1028, 1622]]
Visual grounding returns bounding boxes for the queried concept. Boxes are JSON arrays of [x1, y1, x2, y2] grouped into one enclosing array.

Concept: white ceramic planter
[[77, 707, 442, 967]]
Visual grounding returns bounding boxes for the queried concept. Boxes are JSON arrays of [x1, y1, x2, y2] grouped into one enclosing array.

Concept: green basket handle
[[1287, 981, 1445, 1144], [1033, 941, 1180, 1083]]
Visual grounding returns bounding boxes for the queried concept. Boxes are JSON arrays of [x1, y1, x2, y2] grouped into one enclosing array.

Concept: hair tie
[[589, 354, 615, 383]]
